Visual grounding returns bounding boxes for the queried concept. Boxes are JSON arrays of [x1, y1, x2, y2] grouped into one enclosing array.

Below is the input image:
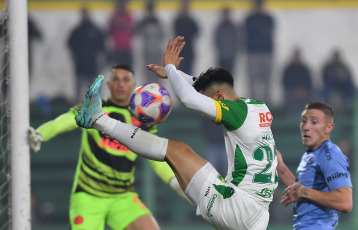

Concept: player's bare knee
[[167, 140, 194, 155]]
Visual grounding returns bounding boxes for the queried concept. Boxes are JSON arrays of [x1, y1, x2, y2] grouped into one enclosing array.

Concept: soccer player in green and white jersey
[[28, 64, 185, 230], [76, 37, 278, 230]]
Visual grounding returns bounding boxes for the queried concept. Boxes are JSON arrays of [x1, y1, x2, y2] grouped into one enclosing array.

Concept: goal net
[[1, 0, 31, 228], [0, 1, 11, 229]]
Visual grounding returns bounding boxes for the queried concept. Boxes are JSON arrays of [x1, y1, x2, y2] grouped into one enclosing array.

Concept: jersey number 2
[[253, 145, 278, 184]]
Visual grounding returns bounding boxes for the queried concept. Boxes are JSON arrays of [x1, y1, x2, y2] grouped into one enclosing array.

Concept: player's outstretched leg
[[75, 75, 207, 196], [75, 75, 105, 129]]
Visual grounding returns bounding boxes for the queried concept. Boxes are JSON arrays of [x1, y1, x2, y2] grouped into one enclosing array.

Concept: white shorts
[[185, 163, 269, 230]]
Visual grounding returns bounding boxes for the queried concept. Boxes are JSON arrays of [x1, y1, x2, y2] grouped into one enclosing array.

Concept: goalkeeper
[[28, 64, 185, 230]]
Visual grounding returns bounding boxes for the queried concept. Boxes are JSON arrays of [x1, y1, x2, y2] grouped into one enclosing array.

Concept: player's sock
[[94, 114, 167, 161]]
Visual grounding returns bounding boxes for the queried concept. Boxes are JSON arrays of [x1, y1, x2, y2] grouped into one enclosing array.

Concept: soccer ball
[[130, 83, 172, 124]]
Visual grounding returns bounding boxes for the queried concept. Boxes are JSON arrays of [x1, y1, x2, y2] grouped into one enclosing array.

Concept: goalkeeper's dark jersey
[[37, 99, 175, 198]]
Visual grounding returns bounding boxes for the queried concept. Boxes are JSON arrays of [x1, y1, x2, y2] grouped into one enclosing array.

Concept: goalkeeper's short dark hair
[[193, 67, 234, 92], [112, 64, 134, 75]]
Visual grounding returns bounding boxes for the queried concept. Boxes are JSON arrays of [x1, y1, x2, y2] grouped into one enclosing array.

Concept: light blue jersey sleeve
[[319, 144, 352, 191]]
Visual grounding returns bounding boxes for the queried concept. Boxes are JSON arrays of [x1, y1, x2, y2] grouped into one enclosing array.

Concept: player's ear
[[325, 122, 334, 134], [216, 90, 224, 100]]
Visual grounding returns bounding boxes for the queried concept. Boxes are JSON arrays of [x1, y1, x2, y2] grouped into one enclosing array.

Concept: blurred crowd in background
[[23, 0, 356, 113], [25, 0, 357, 116]]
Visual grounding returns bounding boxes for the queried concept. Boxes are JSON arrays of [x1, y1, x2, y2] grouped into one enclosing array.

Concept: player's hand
[[280, 182, 305, 206], [146, 64, 167, 79], [28, 127, 43, 152], [163, 36, 185, 68]]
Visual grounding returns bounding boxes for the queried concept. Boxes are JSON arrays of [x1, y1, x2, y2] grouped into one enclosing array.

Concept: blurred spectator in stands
[[214, 8, 238, 74], [108, 0, 135, 66], [0, 15, 42, 99], [136, 1, 165, 83], [28, 14, 42, 80], [173, 0, 199, 75], [336, 137, 354, 170], [322, 49, 356, 114], [31, 194, 41, 224], [337, 138, 353, 158], [282, 48, 313, 115], [68, 7, 105, 102], [244, 0, 274, 102]]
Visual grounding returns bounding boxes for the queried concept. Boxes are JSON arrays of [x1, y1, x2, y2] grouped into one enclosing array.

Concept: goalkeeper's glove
[[28, 127, 43, 152], [169, 177, 192, 204]]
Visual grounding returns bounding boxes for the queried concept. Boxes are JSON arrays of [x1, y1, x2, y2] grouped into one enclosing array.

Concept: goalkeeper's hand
[[169, 177, 192, 205], [28, 127, 43, 152]]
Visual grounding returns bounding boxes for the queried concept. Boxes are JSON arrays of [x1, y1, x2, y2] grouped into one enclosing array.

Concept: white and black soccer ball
[[130, 83, 172, 124]]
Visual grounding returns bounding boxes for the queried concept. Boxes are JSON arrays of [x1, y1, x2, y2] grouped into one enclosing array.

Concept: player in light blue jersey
[[277, 101, 352, 230]]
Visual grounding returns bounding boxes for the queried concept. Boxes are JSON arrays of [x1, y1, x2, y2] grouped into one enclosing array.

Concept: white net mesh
[[0, 1, 10, 229]]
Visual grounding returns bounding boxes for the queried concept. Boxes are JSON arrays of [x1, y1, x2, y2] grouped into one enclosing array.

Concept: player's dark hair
[[112, 64, 134, 75], [193, 67, 234, 92], [305, 101, 334, 119]]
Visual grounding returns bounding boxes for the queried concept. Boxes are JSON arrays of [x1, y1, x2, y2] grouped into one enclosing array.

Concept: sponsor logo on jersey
[[206, 194, 217, 218], [256, 188, 274, 199], [297, 154, 315, 172], [327, 172, 348, 182], [98, 136, 131, 153], [323, 144, 332, 161], [131, 116, 141, 127], [262, 133, 273, 141], [304, 154, 316, 166], [74, 215, 84, 225], [259, 112, 273, 127]]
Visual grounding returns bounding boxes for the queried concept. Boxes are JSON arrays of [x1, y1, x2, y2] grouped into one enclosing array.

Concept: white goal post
[[9, 0, 31, 229]]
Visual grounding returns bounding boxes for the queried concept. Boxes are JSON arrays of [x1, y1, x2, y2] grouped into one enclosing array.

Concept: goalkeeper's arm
[[28, 104, 81, 152], [148, 160, 190, 203]]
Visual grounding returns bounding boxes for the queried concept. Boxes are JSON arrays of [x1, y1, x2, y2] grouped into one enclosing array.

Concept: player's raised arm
[[147, 64, 197, 85], [146, 36, 188, 80], [163, 36, 185, 67], [162, 37, 217, 119], [147, 64, 167, 79]]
